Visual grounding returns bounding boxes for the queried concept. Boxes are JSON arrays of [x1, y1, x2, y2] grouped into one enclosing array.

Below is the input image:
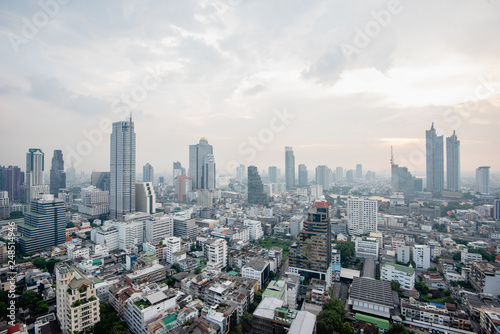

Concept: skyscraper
[[335, 167, 344, 183], [189, 138, 216, 190], [346, 170, 354, 183], [268, 166, 278, 183], [236, 164, 246, 182], [248, 166, 267, 205], [446, 131, 460, 191], [173, 161, 186, 180], [391, 148, 414, 199], [285, 147, 295, 189], [476, 166, 490, 194], [110, 117, 136, 220], [26, 148, 44, 185], [17, 194, 66, 254], [2, 166, 21, 203], [298, 164, 308, 188], [143, 163, 154, 183], [315, 165, 330, 190], [355, 164, 363, 179], [91, 172, 110, 191], [135, 182, 155, 214], [289, 199, 332, 283], [49, 150, 66, 195], [426, 123, 444, 193], [348, 197, 378, 235]]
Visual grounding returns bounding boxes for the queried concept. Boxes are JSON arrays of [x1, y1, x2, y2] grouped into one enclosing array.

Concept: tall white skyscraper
[[26, 148, 44, 185], [285, 147, 295, 189], [476, 166, 490, 195], [446, 131, 460, 191], [347, 197, 378, 235], [143, 163, 154, 183], [110, 117, 136, 220], [189, 138, 216, 189]]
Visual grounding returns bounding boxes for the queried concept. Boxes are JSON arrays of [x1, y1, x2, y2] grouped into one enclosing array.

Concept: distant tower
[[298, 164, 308, 187], [143, 163, 154, 183], [316, 165, 330, 190], [356, 164, 363, 179], [268, 166, 278, 183], [110, 117, 136, 220], [426, 123, 444, 193], [189, 138, 216, 190], [446, 131, 460, 191], [236, 164, 246, 182], [247, 166, 267, 205], [285, 147, 295, 189], [50, 150, 66, 195], [26, 148, 44, 186], [2, 166, 21, 202], [476, 166, 490, 194], [173, 161, 186, 180]]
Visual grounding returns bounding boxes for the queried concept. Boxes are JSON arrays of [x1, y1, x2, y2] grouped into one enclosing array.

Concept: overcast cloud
[[0, 0, 499, 177]]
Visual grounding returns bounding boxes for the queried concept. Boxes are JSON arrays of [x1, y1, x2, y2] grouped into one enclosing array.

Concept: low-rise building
[[348, 277, 393, 319], [242, 259, 270, 289], [469, 261, 500, 295], [381, 262, 415, 290], [400, 299, 471, 330]]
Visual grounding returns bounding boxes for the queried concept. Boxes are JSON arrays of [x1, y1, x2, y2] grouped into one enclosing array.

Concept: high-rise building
[[413, 245, 431, 270], [391, 149, 415, 200], [236, 164, 246, 182], [197, 189, 214, 208], [347, 198, 378, 235], [288, 199, 332, 283], [49, 150, 66, 195], [17, 194, 66, 254], [135, 182, 156, 214], [355, 164, 363, 179], [189, 138, 216, 190], [285, 147, 295, 189], [56, 263, 100, 333], [2, 166, 21, 203], [26, 148, 44, 186], [143, 163, 154, 183], [248, 166, 267, 205], [476, 166, 490, 194], [173, 161, 186, 180], [315, 165, 330, 190], [426, 123, 444, 193], [110, 117, 136, 220], [494, 199, 500, 221], [335, 167, 344, 183], [346, 170, 354, 183], [298, 164, 308, 187], [91, 171, 110, 191], [174, 176, 192, 202], [446, 130, 460, 191], [268, 166, 278, 183]]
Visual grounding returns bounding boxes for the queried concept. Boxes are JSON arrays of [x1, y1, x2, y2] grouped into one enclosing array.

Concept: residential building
[[268, 166, 278, 183], [381, 262, 415, 290], [91, 226, 119, 251], [135, 182, 155, 214], [476, 166, 490, 194], [285, 147, 295, 189], [242, 259, 271, 289], [174, 176, 192, 202], [354, 237, 379, 259], [480, 308, 500, 334], [49, 150, 66, 195], [401, 299, 471, 330], [143, 163, 154, 183], [243, 219, 264, 241], [446, 131, 460, 191], [348, 197, 378, 235], [204, 238, 228, 270], [189, 137, 216, 190], [110, 117, 136, 219], [144, 216, 173, 242], [164, 236, 181, 264], [17, 194, 66, 254], [469, 262, 500, 295], [78, 186, 109, 216], [397, 246, 411, 264], [104, 220, 143, 251], [289, 215, 304, 237], [427, 240, 442, 259], [426, 123, 444, 193], [173, 217, 197, 239], [289, 199, 332, 283], [356, 164, 363, 179], [315, 165, 330, 191], [413, 245, 431, 270], [55, 263, 100, 333]]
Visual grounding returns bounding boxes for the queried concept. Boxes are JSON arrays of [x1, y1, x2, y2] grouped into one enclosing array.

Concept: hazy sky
[[1, 0, 499, 177]]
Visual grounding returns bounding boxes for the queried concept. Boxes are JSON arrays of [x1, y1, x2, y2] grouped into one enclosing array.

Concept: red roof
[[496, 255, 500, 261], [66, 236, 73, 242], [313, 201, 330, 208], [7, 324, 20, 334]]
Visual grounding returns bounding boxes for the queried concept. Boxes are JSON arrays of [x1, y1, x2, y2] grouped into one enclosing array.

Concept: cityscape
[[1, 1, 500, 334]]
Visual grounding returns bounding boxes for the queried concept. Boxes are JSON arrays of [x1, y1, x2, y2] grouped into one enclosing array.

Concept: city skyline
[[1, 2, 499, 174]]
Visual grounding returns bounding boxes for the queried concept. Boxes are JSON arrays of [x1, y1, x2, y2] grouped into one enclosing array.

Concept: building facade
[[426, 123, 444, 193], [348, 197, 378, 235], [248, 166, 267, 205], [285, 147, 295, 189], [189, 138, 216, 190], [446, 131, 460, 191], [49, 150, 66, 195]]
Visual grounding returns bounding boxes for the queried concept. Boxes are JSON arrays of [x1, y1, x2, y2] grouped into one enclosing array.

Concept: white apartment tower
[[204, 238, 228, 270], [348, 198, 378, 235], [413, 245, 431, 270], [164, 236, 181, 264], [56, 263, 100, 333]]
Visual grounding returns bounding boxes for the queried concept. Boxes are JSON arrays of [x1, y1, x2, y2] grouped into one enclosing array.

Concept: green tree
[[36, 300, 48, 314], [317, 298, 346, 334], [46, 259, 61, 275], [9, 211, 23, 219], [341, 322, 354, 334], [194, 267, 202, 275], [0, 302, 7, 318], [19, 290, 39, 308], [241, 312, 252, 325], [335, 241, 355, 266], [415, 282, 429, 296], [66, 222, 75, 228], [391, 280, 401, 291], [171, 263, 181, 272], [90, 303, 129, 334], [32, 257, 47, 270], [388, 323, 410, 334]]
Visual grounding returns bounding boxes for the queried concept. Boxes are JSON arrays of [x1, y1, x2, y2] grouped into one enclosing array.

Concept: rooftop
[[350, 277, 393, 307], [383, 262, 415, 275]]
